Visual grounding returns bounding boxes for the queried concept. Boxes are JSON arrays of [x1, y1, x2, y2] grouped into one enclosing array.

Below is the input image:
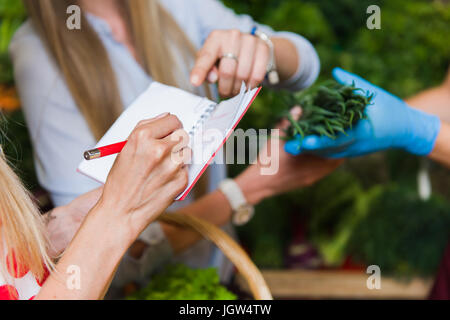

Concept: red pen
[[84, 112, 172, 160], [84, 141, 127, 160]]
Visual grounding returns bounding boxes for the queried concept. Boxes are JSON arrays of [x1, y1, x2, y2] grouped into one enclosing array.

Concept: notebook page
[[77, 82, 214, 184], [177, 84, 260, 200], [77, 82, 261, 201]]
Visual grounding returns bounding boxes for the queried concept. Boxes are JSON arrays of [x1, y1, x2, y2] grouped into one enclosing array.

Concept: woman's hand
[[235, 107, 343, 205], [46, 187, 103, 257], [46, 114, 191, 256], [37, 114, 191, 300], [95, 113, 191, 242], [190, 29, 271, 97]]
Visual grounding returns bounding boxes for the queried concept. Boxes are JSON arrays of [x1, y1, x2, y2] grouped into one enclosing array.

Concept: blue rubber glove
[[285, 68, 441, 158]]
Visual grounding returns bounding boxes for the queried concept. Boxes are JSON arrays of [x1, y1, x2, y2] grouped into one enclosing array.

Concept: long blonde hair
[[0, 139, 53, 284], [23, 0, 209, 141]]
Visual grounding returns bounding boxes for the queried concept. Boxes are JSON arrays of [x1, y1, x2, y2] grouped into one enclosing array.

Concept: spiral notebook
[[77, 82, 261, 200]]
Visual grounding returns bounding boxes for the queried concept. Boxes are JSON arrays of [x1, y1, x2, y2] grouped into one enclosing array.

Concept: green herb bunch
[[284, 80, 373, 141]]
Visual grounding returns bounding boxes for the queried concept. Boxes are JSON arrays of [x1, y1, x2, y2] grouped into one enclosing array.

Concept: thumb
[[276, 106, 302, 138]]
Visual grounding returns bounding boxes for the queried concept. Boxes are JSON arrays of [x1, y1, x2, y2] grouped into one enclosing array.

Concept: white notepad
[[77, 82, 261, 200]]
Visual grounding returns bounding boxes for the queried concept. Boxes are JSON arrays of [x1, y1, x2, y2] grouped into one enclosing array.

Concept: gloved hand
[[285, 68, 441, 158]]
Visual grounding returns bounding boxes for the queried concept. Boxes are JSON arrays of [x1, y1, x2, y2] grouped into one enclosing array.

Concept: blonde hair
[[0, 138, 53, 285], [23, 0, 210, 141]]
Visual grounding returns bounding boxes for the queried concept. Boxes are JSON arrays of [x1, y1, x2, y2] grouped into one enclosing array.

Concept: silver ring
[[221, 52, 239, 63]]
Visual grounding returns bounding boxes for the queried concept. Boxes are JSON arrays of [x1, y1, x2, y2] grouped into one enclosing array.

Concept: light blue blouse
[[10, 0, 320, 288]]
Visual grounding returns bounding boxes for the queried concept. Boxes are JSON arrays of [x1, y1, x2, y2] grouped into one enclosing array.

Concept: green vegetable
[[237, 195, 292, 269], [348, 185, 450, 277], [281, 80, 373, 142], [127, 264, 237, 300], [251, 234, 285, 269], [292, 170, 366, 266]]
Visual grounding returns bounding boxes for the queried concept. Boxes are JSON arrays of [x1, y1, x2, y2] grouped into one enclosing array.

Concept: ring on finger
[[221, 52, 239, 63]]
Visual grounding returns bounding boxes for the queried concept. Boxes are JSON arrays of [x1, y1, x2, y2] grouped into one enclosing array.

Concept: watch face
[[233, 205, 255, 226]]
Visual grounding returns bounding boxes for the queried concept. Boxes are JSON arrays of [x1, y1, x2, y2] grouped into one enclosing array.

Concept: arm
[[164, 155, 341, 253], [35, 115, 190, 299], [407, 86, 450, 122], [406, 67, 450, 122], [162, 109, 341, 253], [429, 122, 450, 168], [52, 122, 449, 257], [406, 68, 450, 167], [46, 113, 341, 261], [36, 205, 131, 300]]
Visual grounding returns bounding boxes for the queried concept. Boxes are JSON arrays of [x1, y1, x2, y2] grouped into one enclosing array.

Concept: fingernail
[[207, 71, 218, 83], [291, 105, 302, 114], [155, 112, 169, 119], [190, 74, 200, 86], [290, 106, 302, 120]]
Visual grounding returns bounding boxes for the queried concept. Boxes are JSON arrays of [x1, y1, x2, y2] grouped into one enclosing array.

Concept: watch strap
[[219, 179, 255, 226], [219, 179, 247, 210]]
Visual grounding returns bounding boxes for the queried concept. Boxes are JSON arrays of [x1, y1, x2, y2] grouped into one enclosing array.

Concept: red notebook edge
[[177, 86, 262, 201]]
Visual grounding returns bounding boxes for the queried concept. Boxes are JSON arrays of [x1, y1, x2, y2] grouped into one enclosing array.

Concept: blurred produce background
[[0, 0, 449, 281], [224, 0, 450, 278]]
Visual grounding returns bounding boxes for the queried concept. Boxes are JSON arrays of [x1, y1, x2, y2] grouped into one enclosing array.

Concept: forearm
[[161, 190, 232, 253], [272, 37, 299, 82], [406, 85, 450, 122], [403, 82, 450, 167], [36, 207, 131, 300], [429, 122, 450, 168], [161, 174, 266, 254]]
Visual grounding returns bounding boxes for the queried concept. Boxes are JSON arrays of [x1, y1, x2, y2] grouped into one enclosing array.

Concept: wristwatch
[[219, 179, 255, 226]]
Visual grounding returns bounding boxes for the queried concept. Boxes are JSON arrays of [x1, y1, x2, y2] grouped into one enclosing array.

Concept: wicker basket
[[158, 213, 273, 300]]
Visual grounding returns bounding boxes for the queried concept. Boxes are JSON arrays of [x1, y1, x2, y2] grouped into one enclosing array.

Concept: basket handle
[[158, 213, 273, 300]]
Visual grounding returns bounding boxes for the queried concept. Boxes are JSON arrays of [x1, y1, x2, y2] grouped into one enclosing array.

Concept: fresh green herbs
[[127, 264, 237, 300], [283, 80, 373, 141]]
